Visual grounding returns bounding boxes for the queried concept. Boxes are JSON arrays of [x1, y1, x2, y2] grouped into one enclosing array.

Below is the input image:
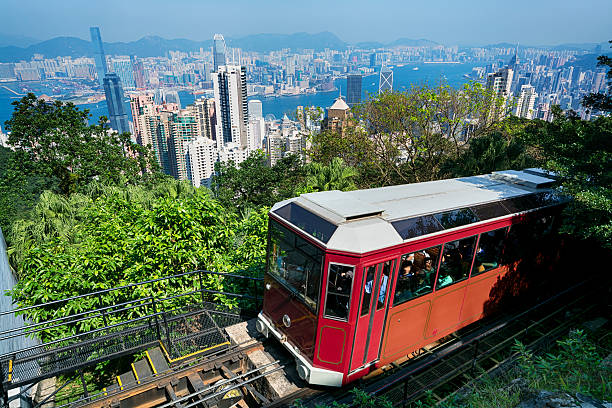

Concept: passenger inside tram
[[393, 246, 440, 306]]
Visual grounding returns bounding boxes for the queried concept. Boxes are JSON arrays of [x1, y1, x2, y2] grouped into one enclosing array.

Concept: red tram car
[[256, 169, 564, 386]]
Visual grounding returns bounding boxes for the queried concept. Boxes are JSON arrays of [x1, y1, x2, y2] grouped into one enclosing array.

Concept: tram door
[[350, 258, 396, 371]]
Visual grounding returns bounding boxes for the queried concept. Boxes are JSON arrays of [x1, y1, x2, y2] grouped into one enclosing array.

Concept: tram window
[[393, 245, 441, 306], [436, 236, 477, 289], [391, 216, 443, 240], [361, 265, 377, 316], [268, 221, 324, 311], [533, 215, 555, 238], [470, 202, 510, 220], [324, 264, 354, 320], [501, 195, 537, 213], [503, 223, 531, 263], [434, 209, 479, 229], [472, 228, 508, 277], [273, 202, 337, 243], [376, 260, 393, 310]]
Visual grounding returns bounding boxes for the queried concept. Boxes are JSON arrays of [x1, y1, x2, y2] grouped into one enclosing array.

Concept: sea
[[0, 63, 479, 130]]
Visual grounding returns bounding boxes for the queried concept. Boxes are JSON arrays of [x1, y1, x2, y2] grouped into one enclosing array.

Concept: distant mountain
[[229, 32, 347, 52], [0, 33, 40, 48], [354, 41, 385, 49], [480, 41, 609, 51], [0, 32, 348, 62], [354, 38, 437, 49], [387, 38, 438, 47]]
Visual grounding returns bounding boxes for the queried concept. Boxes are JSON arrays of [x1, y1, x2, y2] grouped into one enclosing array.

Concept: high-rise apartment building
[[486, 67, 514, 118], [130, 55, 146, 88], [89, 27, 107, 87], [515, 85, 537, 119], [192, 98, 215, 140], [112, 59, 136, 89], [213, 34, 227, 72], [212, 65, 249, 148], [168, 110, 199, 180], [103, 73, 130, 135], [248, 100, 263, 119], [346, 73, 362, 107], [379, 66, 393, 94], [186, 137, 217, 187], [130, 93, 156, 145]]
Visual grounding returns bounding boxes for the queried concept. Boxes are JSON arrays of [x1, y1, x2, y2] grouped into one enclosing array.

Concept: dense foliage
[[0, 94, 163, 242], [211, 150, 306, 211], [523, 107, 612, 248], [308, 81, 507, 187], [8, 181, 268, 340]]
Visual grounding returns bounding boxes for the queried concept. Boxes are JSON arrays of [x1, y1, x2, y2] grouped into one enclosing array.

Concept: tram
[[255, 169, 565, 386]]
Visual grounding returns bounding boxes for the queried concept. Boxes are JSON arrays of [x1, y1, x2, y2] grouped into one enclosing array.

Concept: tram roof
[[270, 169, 562, 253]]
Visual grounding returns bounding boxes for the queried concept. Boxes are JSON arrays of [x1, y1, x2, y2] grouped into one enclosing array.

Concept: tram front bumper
[[256, 312, 343, 387]]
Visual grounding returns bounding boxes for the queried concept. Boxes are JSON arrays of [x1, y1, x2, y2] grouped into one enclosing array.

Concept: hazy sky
[[2, 0, 611, 46]]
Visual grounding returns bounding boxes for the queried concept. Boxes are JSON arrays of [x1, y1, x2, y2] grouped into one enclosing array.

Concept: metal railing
[[0, 269, 263, 393]]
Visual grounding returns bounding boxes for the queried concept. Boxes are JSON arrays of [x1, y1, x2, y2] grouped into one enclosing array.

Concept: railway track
[[57, 338, 274, 408], [266, 278, 607, 407]]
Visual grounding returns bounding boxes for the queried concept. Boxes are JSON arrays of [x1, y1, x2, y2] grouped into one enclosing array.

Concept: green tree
[[523, 107, 612, 248], [0, 146, 58, 240], [308, 82, 505, 188], [440, 117, 539, 177], [211, 150, 306, 211], [4, 93, 161, 195], [9, 181, 269, 340], [304, 157, 358, 192]]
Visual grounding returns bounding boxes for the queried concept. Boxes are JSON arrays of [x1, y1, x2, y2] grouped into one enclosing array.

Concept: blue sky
[[2, 0, 611, 46]]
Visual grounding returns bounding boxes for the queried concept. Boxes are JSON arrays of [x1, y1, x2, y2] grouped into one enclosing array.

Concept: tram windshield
[[268, 220, 324, 310]]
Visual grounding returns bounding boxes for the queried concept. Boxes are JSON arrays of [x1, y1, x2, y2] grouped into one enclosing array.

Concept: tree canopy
[[4, 93, 161, 195]]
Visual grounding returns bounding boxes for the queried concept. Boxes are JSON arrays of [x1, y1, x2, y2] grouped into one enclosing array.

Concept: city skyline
[[0, 0, 610, 47]]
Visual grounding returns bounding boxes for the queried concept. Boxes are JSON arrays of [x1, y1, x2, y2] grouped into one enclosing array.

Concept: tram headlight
[[256, 319, 269, 337], [296, 362, 309, 381]]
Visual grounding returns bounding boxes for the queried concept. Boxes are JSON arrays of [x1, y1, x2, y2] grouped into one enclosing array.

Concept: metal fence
[[0, 270, 263, 394]]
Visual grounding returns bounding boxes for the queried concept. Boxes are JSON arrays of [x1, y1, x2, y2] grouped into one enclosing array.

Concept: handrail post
[[162, 311, 172, 357], [198, 270, 205, 307], [96, 293, 108, 327], [151, 299, 161, 341], [79, 369, 89, 400]]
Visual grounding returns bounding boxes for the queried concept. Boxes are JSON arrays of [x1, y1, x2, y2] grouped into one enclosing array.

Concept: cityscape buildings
[[486, 67, 514, 117], [89, 26, 107, 87], [379, 66, 393, 93], [5, 29, 609, 188], [112, 58, 136, 90], [102, 73, 130, 135], [515, 84, 538, 119], [213, 34, 227, 72], [346, 73, 362, 107], [212, 65, 249, 148]]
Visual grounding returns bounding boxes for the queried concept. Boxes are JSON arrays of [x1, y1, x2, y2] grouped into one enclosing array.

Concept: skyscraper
[[213, 34, 227, 72], [346, 73, 362, 107], [379, 66, 393, 94], [112, 58, 136, 89], [486, 67, 514, 118], [248, 100, 263, 119], [103, 73, 130, 135], [212, 65, 249, 147], [89, 27, 107, 87], [515, 84, 537, 119], [130, 55, 146, 88]]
